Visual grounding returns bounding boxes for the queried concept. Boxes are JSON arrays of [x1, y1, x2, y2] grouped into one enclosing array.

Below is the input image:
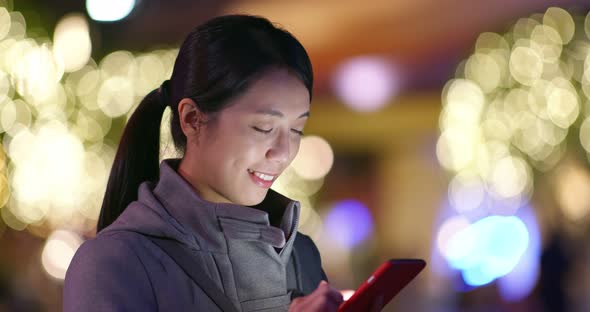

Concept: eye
[[291, 129, 304, 136], [252, 126, 273, 134]]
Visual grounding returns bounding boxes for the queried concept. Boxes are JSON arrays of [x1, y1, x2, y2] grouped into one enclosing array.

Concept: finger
[[307, 290, 342, 312], [313, 281, 343, 304], [309, 281, 344, 309], [289, 296, 303, 311], [310, 280, 330, 296], [325, 287, 344, 304], [300, 280, 329, 306], [315, 281, 333, 295], [316, 280, 329, 288]]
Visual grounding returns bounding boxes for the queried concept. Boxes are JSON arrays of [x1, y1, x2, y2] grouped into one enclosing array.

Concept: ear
[[178, 98, 204, 138]]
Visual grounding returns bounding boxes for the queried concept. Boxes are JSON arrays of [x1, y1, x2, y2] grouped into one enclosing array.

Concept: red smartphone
[[338, 259, 426, 312]]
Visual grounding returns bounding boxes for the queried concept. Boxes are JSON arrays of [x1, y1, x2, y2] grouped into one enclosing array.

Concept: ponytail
[[96, 81, 170, 233]]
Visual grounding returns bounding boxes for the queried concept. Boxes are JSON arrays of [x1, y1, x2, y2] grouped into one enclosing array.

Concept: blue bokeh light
[[431, 194, 541, 301], [324, 200, 374, 248], [446, 215, 529, 287], [497, 204, 541, 302]]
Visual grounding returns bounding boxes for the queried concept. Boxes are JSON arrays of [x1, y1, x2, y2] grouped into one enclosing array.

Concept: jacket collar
[[150, 159, 300, 252]]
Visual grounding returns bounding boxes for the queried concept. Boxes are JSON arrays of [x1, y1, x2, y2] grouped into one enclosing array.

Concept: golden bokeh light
[[0, 99, 16, 133], [543, 7, 575, 45], [465, 53, 501, 93], [0, 4, 179, 231], [53, 13, 92, 73], [77, 147, 112, 221], [438, 7, 588, 220], [475, 32, 510, 52], [0, 172, 8, 210], [554, 161, 590, 221], [0, 69, 12, 104], [530, 25, 562, 63], [9, 122, 86, 223], [475, 141, 511, 178], [97, 76, 135, 117], [272, 165, 325, 240], [72, 109, 108, 142], [580, 117, 590, 153], [511, 17, 540, 42], [12, 42, 64, 101], [449, 173, 485, 214], [536, 117, 567, 147], [509, 45, 543, 86], [487, 156, 532, 199], [159, 107, 180, 161], [7, 11, 24, 39], [0, 7, 10, 41], [436, 126, 481, 171], [0, 99, 32, 135], [99, 50, 136, 79], [41, 230, 83, 280], [33, 85, 71, 125], [291, 135, 334, 180], [512, 114, 544, 156], [67, 63, 99, 98], [135, 54, 166, 96], [1, 200, 26, 231], [546, 83, 579, 128], [299, 205, 323, 241]]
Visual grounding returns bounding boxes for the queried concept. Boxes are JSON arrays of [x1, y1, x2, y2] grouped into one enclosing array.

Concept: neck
[[177, 157, 232, 204]]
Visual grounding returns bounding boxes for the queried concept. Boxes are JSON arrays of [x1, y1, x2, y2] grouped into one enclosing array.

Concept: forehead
[[226, 69, 310, 115]]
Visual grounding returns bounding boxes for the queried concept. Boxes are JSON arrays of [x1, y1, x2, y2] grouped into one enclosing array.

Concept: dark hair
[[96, 14, 313, 232]]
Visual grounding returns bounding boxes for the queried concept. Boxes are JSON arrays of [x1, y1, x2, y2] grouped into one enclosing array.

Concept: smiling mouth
[[247, 168, 277, 182]]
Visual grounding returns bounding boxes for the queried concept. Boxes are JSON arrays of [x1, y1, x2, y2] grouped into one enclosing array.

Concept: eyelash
[[252, 127, 304, 136]]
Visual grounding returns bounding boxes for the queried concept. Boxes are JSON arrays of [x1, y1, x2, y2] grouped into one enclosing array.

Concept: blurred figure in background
[[539, 232, 571, 312]]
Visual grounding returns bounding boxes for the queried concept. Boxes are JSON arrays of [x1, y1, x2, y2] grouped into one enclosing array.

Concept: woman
[[63, 14, 344, 311]]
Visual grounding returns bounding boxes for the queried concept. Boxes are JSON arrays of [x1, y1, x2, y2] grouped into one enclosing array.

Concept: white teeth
[[248, 169, 275, 181], [256, 173, 274, 181]]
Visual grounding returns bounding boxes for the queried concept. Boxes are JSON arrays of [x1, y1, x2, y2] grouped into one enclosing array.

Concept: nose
[[266, 130, 290, 164]]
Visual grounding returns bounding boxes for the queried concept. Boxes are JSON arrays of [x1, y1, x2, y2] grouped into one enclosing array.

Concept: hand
[[289, 280, 343, 312]]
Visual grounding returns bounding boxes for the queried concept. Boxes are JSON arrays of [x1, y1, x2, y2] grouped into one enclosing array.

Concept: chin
[[238, 190, 268, 206]]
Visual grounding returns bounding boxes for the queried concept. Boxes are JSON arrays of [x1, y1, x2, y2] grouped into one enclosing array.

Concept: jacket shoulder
[[293, 232, 328, 293], [294, 232, 322, 262], [63, 232, 157, 312]]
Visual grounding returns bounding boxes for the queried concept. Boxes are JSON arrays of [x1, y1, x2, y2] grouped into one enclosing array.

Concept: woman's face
[[179, 69, 310, 205]]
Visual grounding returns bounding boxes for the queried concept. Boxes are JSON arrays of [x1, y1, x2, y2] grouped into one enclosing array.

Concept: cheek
[[289, 139, 302, 161], [224, 137, 268, 169]]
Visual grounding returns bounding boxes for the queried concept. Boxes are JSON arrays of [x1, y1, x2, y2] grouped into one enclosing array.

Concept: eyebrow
[[254, 108, 310, 119]]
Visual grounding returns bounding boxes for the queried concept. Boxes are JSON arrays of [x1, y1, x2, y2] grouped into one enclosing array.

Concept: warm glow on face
[[179, 69, 311, 206]]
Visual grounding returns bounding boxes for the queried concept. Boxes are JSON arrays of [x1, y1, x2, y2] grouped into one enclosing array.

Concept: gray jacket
[[63, 159, 327, 311]]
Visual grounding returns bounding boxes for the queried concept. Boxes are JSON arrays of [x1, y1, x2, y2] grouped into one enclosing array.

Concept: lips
[[247, 168, 278, 188]]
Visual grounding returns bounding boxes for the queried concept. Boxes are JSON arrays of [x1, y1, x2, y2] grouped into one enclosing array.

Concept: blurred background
[[1, 0, 590, 311]]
